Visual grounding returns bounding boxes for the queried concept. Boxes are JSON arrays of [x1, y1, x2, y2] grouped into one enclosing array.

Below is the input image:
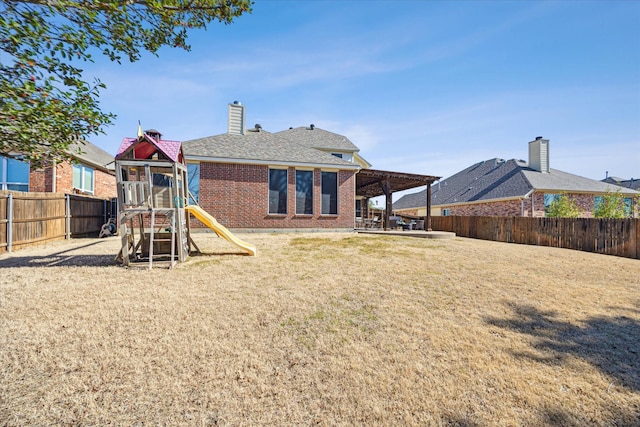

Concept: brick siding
[[449, 199, 527, 216], [195, 162, 355, 229], [30, 161, 116, 198], [441, 193, 613, 218]]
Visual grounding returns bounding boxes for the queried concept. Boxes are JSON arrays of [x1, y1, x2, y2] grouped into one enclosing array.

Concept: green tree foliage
[[546, 193, 582, 218], [0, 0, 252, 167], [593, 188, 631, 218]]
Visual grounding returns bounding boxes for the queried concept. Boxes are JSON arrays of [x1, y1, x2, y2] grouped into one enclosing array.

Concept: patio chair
[[388, 216, 401, 230], [403, 220, 416, 231]]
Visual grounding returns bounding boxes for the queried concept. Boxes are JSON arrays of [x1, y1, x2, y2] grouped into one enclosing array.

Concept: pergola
[[355, 169, 440, 231]]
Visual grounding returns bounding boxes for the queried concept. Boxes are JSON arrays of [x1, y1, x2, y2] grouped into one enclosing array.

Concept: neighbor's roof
[[67, 140, 115, 172], [393, 158, 639, 210], [183, 128, 360, 169], [275, 126, 360, 152], [602, 177, 640, 191]]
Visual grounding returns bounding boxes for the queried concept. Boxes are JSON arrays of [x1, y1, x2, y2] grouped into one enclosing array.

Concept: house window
[[269, 168, 287, 214], [331, 153, 343, 159], [594, 195, 634, 217], [442, 208, 450, 216], [624, 198, 633, 217], [0, 156, 30, 191], [187, 163, 200, 204], [321, 171, 338, 215], [72, 164, 94, 194], [295, 170, 313, 215], [544, 193, 560, 216]]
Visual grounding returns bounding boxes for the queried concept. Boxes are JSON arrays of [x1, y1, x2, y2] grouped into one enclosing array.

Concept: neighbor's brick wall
[[449, 199, 526, 217], [398, 208, 420, 216], [29, 162, 116, 197], [29, 168, 50, 192], [196, 162, 355, 229], [442, 193, 606, 218], [93, 167, 116, 198]]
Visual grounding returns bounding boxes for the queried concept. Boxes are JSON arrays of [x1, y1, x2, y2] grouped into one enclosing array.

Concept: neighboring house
[[22, 140, 116, 197], [182, 102, 365, 230], [602, 176, 640, 191], [394, 137, 639, 218], [0, 153, 30, 192]]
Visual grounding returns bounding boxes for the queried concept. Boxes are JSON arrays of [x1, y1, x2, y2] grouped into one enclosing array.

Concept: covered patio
[[355, 169, 440, 231]]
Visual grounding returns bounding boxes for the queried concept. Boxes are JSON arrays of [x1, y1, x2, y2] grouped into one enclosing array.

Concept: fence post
[[66, 194, 71, 240], [7, 192, 12, 253]]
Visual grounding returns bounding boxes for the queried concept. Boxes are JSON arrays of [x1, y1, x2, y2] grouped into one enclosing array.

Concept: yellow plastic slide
[[185, 205, 256, 256]]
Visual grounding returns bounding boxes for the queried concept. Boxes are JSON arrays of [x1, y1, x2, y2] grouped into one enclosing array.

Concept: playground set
[[114, 128, 256, 269]]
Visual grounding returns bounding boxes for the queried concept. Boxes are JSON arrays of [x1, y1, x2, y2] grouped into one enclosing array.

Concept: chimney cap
[[535, 136, 543, 140], [233, 100, 242, 105], [145, 129, 162, 138]]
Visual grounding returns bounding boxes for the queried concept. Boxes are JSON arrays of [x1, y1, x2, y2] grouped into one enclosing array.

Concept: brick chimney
[[228, 101, 246, 135], [528, 136, 550, 173]]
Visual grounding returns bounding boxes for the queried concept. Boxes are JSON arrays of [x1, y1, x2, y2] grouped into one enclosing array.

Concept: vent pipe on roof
[[310, 124, 315, 130], [228, 102, 246, 135], [528, 136, 550, 173]]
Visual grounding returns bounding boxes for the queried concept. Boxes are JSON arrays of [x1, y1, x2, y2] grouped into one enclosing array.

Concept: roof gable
[[275, 126, 360, 152], [116, 134, 184, 164]]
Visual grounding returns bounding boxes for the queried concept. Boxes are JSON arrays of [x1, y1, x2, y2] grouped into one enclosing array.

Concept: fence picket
[[0, 191, 114, 253], [432, 216, 638, 259]]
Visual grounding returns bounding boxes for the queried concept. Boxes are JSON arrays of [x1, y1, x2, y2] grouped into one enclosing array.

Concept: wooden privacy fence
[[432, 216, 639, 259], [0, 191, 114, 253]]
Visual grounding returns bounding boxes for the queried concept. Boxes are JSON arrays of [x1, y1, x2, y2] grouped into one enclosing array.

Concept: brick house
[[28, 141, 116, 197], [393, 137, 639, 218], [182, 102, 366, 230]]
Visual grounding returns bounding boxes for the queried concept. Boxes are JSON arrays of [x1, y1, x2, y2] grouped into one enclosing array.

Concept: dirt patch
[[1, 233, 639, 425]]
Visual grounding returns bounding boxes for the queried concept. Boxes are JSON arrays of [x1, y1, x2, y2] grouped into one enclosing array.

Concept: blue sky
[[87, 0, 639, 182]]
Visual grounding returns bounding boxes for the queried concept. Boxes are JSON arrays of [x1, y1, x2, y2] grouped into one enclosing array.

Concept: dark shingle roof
[[183, 129, 358, 168], [275, 126, 360, 152], [393, 158, 639, 210], [602, 177, 640, 191]]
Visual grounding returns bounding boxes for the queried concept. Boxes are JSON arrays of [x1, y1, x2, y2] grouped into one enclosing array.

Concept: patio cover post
[[384, 177, 392, 231], [426, 183, 432, 231]]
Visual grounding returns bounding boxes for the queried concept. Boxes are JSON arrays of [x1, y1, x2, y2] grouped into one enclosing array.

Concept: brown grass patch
[[1, 233, 639, 425]]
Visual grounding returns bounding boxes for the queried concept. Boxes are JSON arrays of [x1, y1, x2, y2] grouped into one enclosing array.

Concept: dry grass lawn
[[1, 232, 639, 426]]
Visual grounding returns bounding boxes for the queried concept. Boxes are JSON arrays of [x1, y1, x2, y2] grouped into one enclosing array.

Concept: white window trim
[[73, 164, 95, 194]]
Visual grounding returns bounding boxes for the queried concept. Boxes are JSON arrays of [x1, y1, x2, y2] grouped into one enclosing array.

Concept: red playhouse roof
[[116, 133, 184, 164]]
